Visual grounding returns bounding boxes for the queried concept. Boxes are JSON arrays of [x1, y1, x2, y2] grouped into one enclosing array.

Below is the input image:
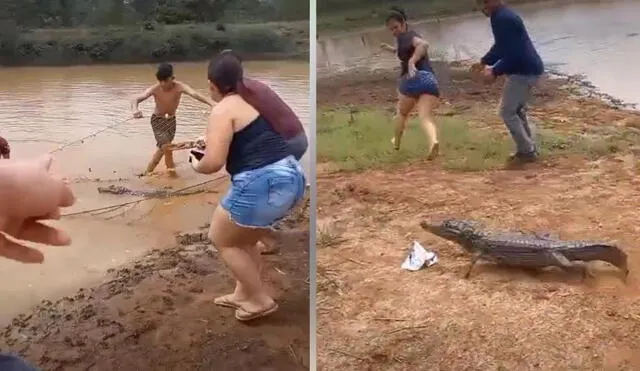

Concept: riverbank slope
[[316, 62, 640, 369], [0, 187, 310, 369], [0, 21, 308, 66]]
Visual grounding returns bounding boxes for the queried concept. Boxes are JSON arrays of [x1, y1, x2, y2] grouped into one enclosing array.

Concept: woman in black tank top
[[380, 6, 441, 160], [189, 54, 306, 322]]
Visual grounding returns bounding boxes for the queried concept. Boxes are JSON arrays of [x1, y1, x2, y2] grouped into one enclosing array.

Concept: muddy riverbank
[[0, 192, 310, 370], [316, 62, 640, 370]]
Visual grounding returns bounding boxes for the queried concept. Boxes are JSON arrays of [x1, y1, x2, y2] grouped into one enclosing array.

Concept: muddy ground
[[0, 194, 310, 371], [317, 63, 640, 370]]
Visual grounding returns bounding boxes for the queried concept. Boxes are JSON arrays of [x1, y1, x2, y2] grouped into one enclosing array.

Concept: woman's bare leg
[[415, 94, 440, 160], [392, 92, 417, 150], [209, 206, 273, 314]]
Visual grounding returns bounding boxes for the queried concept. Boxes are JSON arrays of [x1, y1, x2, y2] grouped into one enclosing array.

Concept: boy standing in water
[[474, 0, 544, 164], [131, 62, 213, 176], [0, 136, 9, 159]]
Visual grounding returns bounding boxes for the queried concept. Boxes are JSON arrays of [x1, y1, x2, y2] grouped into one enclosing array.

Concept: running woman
[[380, 6, 440, 159], [190, 54, 306, 321]]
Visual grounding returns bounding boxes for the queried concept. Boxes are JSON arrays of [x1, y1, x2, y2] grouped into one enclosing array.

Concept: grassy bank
[[317, 0, 583, 34], [0, 21, 308, 66], [318, 107, 630, 172]]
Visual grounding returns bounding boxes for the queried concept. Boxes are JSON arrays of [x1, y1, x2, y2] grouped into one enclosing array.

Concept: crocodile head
[[420, 219, 484, 251]]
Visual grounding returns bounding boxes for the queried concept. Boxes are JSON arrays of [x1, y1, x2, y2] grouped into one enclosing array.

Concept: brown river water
[[0, 60, 309, 323], [318, 0, 640, 105]]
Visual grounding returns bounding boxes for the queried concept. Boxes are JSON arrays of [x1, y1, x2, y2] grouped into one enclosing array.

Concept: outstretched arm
[[180, 83, 214, 107], [194, 107, 233, 174], [131, 85, 155, 115]]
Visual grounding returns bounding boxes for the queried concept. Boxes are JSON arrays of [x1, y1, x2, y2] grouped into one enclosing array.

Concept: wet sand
[[0, 186, 310, 370]]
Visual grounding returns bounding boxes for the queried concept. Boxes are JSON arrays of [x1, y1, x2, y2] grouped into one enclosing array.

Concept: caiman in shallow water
[[420, 219, 628, 281], [97, 185, 203, 198]]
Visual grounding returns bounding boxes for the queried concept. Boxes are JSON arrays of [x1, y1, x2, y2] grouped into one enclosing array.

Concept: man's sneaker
[[507, 151, 539, 164]]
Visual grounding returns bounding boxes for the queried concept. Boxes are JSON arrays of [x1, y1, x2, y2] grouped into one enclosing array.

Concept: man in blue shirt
[[474, 0, 544, 164]]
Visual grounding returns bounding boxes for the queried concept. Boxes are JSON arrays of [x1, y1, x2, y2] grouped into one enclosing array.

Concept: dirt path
[[317, 64, 640, 370], [0, 208, 310, 370]]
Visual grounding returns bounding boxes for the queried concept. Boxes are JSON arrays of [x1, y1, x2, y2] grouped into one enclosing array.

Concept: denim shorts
[[220, 155, 306, 228], [398, 70, 440, 98]]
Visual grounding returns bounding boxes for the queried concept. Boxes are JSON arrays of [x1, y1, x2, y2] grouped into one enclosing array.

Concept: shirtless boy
[[131, 62, 213, 176], [0, 135, 10, 159]]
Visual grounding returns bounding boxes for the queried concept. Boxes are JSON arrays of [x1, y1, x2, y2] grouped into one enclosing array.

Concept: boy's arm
[[179, 82, 214, 107], [131, 85, 156, 114]]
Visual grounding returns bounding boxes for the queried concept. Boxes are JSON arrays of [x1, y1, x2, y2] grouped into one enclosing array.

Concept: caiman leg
[[464, 252, 484, 279], [551, 251, 594, 280]]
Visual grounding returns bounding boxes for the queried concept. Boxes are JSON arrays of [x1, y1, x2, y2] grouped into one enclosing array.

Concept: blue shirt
[[481, 6, 544, 77]]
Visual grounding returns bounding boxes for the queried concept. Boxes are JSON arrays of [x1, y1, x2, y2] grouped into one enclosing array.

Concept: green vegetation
[[317, 108, 630, 172], [317, 0, 570, 34], [0, 0, 309, 65]]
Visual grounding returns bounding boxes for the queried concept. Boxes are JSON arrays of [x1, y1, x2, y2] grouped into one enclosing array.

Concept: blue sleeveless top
[[396, 30, 434, 76], [226, 115, 291, 176]]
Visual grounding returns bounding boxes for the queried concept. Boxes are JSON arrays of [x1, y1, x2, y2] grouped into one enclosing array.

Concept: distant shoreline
[[0, 21, 309, 67]]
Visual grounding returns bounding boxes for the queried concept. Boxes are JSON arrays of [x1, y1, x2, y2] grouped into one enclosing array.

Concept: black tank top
[[396, 30, 434, 76], [226, 115, 291, 176]]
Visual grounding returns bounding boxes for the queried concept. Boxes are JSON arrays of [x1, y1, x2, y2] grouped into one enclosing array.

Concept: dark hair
[[219, 49, 243, 64], [386, 6, 407, 23], [207, 54, 243, 95], [156, 62, 173, 81]]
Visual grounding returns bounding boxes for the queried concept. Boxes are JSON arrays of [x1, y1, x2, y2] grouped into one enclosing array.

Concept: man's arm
[[131, 85, 156, 113], [481, 43, 500, 66], [489, 14, 523, 76], [180, 82, 214, 107]]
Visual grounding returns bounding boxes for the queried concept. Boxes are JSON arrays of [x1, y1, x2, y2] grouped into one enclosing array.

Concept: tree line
[[0, 0, 308, 29]]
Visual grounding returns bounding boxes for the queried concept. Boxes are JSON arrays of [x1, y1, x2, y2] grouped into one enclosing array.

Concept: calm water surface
[[318, 0, 640, 104]]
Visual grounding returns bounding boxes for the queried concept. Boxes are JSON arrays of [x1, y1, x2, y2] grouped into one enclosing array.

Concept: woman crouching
[[191, 54, 306, 321]]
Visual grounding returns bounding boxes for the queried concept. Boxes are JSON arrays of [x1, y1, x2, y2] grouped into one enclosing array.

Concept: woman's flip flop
[[214, 294, 241, 309], [235, 302, 279, 322]]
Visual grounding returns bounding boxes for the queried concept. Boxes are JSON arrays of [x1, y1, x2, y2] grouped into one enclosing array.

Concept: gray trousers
[[499, 74, 540, 155]]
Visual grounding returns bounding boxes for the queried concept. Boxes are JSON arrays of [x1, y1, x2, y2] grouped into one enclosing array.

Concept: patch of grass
[[317, 221, 345, 249], [317, 107, 626, 172]]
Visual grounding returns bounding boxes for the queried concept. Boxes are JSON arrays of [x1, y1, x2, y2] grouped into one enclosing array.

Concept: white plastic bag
[[401, 241, 438, 271]]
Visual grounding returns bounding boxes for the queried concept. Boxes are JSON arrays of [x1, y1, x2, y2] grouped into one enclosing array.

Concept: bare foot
[[427, 142, 440, 160], [391, 137, 399, 150], [167, 168, 178, 178]]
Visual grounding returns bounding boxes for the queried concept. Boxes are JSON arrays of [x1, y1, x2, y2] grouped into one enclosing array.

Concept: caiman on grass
[[420, 219, 628, 281]]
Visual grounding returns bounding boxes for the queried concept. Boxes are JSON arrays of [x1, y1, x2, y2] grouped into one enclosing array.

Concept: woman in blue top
[[380, 6, 440, 159], [191, 54, 306, 322]]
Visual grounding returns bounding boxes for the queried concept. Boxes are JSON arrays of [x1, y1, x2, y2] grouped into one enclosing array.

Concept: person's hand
[[482, 66, 496, 84], [188, 149, 205, 172], [195, 135, 206, 150], [0, 155, 75, 263], [132, 110, 143, 119], [407, 62, 418, 78], [470, 62, 485, 73], [379, 43, 394, 52]]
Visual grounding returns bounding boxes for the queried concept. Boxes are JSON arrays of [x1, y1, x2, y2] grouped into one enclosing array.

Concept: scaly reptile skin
[[420, 219, 628, 281]]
